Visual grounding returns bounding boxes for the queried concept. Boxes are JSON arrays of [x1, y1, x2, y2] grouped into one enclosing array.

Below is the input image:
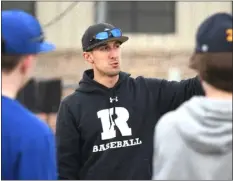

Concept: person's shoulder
[[2, 99, 53, 139], [62, 89, 86, 106], [20, 110, 53, 139], [156, 111, 178, 135], [154, 109, 184, 150], [14, 113, 55, 154], [25, 111, 53, 136], [156, 98, 196, 137]]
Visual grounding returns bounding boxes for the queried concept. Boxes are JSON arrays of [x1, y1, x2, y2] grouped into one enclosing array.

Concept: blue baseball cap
[[195, 12, 232, 53], [2, 9, 55, 54]]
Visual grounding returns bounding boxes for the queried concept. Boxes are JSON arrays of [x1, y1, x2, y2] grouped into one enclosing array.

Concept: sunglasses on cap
[[90, 28, 122, 42]]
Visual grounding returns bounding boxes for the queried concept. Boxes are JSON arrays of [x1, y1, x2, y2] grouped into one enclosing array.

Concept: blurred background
[[2, 1, 232, 131]]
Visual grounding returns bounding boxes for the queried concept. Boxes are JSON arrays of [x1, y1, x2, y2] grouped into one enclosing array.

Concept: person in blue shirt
[[2, 10, 57, 180]]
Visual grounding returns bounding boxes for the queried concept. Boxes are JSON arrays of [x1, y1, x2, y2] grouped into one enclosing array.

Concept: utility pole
[[96, 1, 107, 23]]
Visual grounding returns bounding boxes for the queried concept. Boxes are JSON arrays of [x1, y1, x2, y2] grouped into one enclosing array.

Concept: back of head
[[189, 12, 232, 92], [1, 9, 55, 73]]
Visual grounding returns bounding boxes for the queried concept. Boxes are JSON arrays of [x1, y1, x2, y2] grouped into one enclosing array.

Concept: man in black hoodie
[[56, 23, 204, 180]]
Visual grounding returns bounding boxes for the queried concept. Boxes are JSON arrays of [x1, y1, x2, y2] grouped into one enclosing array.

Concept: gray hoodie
[[152, 96, 232, 180]]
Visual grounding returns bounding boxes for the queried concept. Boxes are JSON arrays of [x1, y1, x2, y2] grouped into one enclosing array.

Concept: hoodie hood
[[177, 96, 232, 154], [76, 69, 130, 94]]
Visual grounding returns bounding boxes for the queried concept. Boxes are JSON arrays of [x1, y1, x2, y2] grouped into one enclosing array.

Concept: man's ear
[[83, 52, 94, 64], [19, 55, 34, 74]]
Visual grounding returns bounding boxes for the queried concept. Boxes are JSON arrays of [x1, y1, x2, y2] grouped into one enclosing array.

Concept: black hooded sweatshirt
[[56, 69, 204, 180]]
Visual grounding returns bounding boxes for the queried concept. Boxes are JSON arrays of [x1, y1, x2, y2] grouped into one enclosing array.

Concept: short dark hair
[[1, 39, 23, 73], [189, 52, 232, 92]]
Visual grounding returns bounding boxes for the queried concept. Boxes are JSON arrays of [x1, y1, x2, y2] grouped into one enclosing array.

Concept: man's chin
[[106, 70, 120, 77]]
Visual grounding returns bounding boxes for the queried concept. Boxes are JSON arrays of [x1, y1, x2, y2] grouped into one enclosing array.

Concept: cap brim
[[86, 36, 129, 51], [38, 41, 56, 53]]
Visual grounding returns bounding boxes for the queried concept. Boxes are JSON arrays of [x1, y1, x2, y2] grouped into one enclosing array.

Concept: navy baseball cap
[[2, 9, 55, 54], [82, 23, 128, 51], [195, 12, 232, 53]]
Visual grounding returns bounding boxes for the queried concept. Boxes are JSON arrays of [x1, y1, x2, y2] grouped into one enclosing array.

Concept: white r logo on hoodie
[[97, 107, 132, 140]]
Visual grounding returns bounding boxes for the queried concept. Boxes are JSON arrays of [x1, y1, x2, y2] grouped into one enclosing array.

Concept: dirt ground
[[34, 50, 197, 131]]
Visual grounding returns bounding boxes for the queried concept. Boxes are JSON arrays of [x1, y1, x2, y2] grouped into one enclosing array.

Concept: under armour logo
[[201, 44, 209, 52], [110, 96, 118, 103]]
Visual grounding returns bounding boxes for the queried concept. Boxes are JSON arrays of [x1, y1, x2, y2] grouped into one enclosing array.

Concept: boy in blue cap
[[2, 10, 57, 180], [152, 12, 232, 180]]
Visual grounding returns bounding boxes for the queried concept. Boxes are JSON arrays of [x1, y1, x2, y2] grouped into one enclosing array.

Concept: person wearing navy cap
[[1, 10, 57, 180], [56, 23, 206, 179], [152, 12, 232, 180]]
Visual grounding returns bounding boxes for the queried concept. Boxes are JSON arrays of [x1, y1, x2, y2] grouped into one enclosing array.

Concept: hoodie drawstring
[[108, 91, 117, 130]]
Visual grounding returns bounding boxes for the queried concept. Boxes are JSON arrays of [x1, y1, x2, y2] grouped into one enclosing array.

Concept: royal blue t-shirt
[[2, 95, 57, 180]]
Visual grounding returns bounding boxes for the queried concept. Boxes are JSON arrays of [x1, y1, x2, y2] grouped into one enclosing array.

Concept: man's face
[[85, 41, 122, 77]]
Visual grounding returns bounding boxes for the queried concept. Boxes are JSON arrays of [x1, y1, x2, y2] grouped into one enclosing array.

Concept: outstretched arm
[[145, 76, 204, 116]]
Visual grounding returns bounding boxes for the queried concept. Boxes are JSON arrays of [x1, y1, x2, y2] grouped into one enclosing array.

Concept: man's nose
[[109, 48, 118, 59]]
